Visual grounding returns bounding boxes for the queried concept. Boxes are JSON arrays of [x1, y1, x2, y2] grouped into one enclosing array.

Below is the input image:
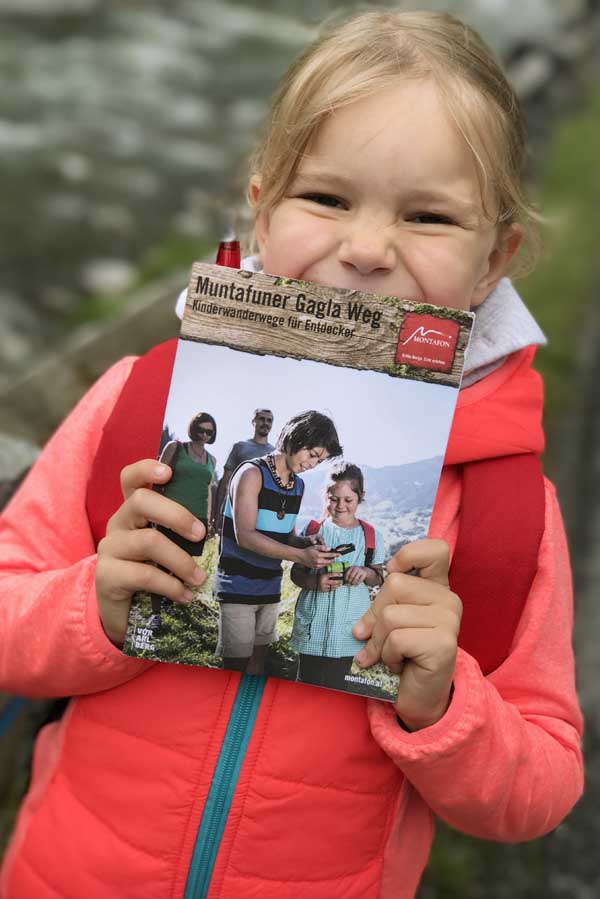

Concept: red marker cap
[[215, 238, 241, 268]]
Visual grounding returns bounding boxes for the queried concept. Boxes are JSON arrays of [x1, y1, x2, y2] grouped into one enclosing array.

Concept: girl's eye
[[409, 212, 455, 226], [301, 193, 346, 209]]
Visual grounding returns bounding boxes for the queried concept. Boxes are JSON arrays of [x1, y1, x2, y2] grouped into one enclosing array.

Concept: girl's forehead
[[298, 79, 492, 215], [328, 481, 357, 493], [318, 85, 468, 159]]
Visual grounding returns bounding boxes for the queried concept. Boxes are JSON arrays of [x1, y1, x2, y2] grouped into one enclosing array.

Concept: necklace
[[188, 443, 207, 464], [265, 454, 295, 519], [265, 454, 295, 490]]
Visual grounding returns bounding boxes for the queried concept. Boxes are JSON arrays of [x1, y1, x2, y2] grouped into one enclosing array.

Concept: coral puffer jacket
[[0, 346, 583, 899]]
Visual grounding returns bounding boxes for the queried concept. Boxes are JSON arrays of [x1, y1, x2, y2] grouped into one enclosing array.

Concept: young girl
[[291, 462, 385, 690], [0, 10, 583, 899]]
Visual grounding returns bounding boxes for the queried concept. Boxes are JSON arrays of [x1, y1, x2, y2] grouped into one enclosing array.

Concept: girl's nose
[[338, 222, 396, 275]]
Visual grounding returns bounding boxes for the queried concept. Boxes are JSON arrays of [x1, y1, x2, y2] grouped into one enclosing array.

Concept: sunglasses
[[196, 427, 214, 436]]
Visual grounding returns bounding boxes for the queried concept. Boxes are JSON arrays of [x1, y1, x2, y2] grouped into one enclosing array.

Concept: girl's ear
[[249, 175, 269, 259], [248, 174, 261, 208], [471, 224, 523, 307]]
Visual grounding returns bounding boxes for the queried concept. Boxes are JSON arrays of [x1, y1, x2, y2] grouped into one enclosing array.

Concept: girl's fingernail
[[154, 464, 167, 477], [191, 567, 204, 585], [354, 650, 366, 666], [182, 587, 195, 602], [191, 520, 204, 538]]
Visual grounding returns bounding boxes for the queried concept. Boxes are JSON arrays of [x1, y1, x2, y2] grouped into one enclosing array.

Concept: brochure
[[123, 262, 474, 701]]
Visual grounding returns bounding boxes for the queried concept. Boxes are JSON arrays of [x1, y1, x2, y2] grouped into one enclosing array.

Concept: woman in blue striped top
[[215, 410, 342, 674]]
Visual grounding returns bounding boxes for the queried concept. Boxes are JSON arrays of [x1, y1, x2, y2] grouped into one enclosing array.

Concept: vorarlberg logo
[[395, 313, 460, 373]]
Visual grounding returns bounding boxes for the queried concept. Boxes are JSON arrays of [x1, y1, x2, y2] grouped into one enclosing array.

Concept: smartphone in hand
[[333, 543, 355, 556]]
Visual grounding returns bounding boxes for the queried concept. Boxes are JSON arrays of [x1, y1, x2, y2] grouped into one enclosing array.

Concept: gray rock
[[0, 0, 99, 13], [80, 258, 138, 295], [509, 50, 557, 100]]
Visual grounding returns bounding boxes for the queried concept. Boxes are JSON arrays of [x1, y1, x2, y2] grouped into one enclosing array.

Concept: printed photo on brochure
[[123, 262, 474, 702]]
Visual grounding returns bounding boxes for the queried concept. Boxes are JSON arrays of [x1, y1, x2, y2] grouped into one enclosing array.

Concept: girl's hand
[[95, 460, 207, 647], [344, 565, 368, 586], [317, 571, 344, 591], [351, 539, 461, 730]]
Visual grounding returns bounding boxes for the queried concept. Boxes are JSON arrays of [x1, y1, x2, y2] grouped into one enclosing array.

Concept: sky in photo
[[163, 338, 458, 470]]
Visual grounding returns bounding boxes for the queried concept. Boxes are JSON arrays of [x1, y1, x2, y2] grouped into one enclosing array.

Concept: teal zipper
[[184, 673, 266, 899]]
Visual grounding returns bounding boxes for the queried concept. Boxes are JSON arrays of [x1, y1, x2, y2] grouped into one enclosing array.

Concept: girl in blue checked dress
[[291, 462, 385, 690]]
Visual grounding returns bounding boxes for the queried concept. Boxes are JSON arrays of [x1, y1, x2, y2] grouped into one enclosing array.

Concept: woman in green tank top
[[157, 411, 218, 558]]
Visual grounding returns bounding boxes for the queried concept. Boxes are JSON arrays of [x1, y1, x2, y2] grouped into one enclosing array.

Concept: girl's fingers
[[379, 626, 455, 674], [99, 528, 205, 587], [371, 572, 457, 612], [343, 565, 367, 591], [386, 538, 450, 585], [96, 461, 208, 638], [355, 608, 457, 670], [108, 488, 205, 544], [352, 574, 461, 665], [96, 558, 204, 606], [120, 459, 172, 499], [352, 604, 378, 641]]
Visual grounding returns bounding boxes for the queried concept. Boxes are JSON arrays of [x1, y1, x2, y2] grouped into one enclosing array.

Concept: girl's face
[[254, 79, 520, 311], [286, 446, 329, 474], [326, 481, 360, 524]]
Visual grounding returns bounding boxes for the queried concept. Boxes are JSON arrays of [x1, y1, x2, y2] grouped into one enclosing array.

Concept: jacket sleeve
[[0, 358, 154, 698], [368, 480, 584, 842]]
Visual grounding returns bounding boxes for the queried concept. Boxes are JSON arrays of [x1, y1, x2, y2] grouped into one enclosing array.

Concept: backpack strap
[[357, 519, 376, 565], [154, 440, 181, 497], [86, 338, 178, 546], [305, 519, 322, 538], [450, 453, 545, 675], [159, 440, 181, 468]]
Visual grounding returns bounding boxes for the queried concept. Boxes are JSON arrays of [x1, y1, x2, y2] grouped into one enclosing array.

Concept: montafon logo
[[395, 313, 460, 372]]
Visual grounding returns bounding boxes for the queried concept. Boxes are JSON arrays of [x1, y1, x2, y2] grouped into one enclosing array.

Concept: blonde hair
[[248, 9, 541, 276]]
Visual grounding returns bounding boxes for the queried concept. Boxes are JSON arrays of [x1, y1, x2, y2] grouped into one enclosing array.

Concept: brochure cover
[[123, 262, 474, 701]]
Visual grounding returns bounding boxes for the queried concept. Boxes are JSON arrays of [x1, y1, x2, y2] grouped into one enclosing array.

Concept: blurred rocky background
[[1, 1, 600, 896]]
